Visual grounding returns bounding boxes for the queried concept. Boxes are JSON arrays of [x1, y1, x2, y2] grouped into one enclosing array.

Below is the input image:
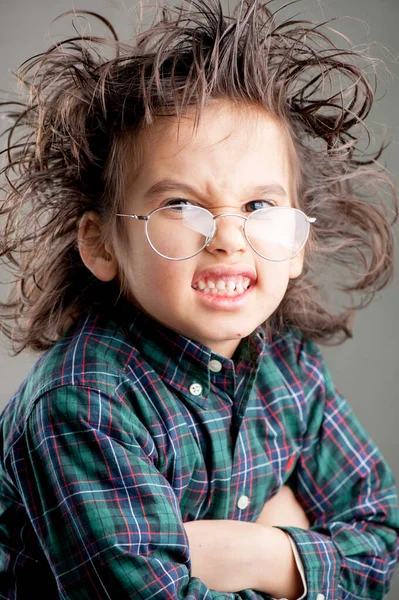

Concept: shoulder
[[0, 312, 145, 455], [263, 327, 330, 410], [267, 327, 325, 377], [27, 312, 138, 395]]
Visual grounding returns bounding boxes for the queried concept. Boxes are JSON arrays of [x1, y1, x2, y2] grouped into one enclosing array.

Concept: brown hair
[[0, 0, 397, 352]]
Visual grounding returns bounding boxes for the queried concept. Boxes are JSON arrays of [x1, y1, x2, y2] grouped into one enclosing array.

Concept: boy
[[0, 1, 398, 599]]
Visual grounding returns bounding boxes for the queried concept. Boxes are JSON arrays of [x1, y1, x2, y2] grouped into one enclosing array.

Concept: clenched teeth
[[192, 277, 251, 295]]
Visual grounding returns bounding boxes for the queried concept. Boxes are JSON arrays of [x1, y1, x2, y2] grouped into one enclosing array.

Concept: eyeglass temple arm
[[116, 214, 149, 221]]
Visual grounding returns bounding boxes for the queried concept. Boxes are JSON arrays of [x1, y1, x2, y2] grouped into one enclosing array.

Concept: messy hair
[[0, 0, 397, 352]]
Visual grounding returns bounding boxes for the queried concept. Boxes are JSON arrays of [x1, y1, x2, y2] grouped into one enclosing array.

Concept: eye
[[163, 198, 192, 208], [243, 200, 275, 213]]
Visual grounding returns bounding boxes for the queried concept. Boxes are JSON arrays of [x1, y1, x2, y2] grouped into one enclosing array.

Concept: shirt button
[[237, 495, 249, 510], [189, 382, 202, 396], [209, 359, 222, 373], [316, 595, 325, 600]]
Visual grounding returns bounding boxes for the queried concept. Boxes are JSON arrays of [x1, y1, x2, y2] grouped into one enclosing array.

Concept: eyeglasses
[[116, 205, 316, 261]]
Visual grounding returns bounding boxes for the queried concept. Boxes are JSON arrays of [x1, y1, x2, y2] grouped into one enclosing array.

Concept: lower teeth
[[193, 285, 249, 295]]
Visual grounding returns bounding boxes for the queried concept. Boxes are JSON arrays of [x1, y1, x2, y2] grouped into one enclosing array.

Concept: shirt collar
[[123, 306, 267, 407]]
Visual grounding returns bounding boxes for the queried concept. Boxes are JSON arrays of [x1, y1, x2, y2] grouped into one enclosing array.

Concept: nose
[[205, 213, 247, 256]]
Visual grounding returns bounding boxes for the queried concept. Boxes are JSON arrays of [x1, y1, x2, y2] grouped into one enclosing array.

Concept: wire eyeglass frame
[[116, 204, 316, 261]]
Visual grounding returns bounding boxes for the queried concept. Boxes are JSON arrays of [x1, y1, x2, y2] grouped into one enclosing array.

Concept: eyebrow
[[144, 179, 288, 199]]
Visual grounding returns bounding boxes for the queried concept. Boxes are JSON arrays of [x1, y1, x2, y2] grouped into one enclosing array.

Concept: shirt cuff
[[275, 526, 341, 600], [273, 533, 307, 600]]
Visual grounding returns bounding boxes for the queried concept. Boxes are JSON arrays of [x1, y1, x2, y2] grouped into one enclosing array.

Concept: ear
[[78, 212, 118, 282], [289, 250, 304, 280]]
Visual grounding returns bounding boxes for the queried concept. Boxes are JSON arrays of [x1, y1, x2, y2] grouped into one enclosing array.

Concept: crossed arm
[[185, 485, 309, 599], [6, 379, 398, 599]]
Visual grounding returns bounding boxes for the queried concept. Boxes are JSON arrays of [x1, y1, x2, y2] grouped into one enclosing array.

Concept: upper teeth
[[192, 277, 251, 294]]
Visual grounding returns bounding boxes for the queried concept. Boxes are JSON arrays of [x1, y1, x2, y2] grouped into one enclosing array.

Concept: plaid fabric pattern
[[0, 308, 397, 599]]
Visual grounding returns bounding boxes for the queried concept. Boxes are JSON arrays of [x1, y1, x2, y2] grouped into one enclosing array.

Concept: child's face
[[116, 102, 303, 358]]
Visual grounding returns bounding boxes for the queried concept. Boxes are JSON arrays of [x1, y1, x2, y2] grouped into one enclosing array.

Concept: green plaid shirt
[[0, 308, 398, 599]]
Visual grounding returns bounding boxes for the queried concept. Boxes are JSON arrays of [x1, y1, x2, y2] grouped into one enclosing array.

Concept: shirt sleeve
[[277, 339, 399, 600], [13, 385, 275, 600]]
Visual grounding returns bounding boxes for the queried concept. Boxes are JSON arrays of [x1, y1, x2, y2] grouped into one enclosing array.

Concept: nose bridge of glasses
[[212, 212, 247, 223], [212, 212, 247, 234], [206, 212, 247, 248]]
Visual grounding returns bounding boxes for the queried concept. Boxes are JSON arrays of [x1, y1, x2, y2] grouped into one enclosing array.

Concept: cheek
[[119, 240, 190, 303], [258, 260, 291, 291]]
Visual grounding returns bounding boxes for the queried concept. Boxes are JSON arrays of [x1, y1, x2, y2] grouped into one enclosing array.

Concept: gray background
[[0, 0, 398, 597]]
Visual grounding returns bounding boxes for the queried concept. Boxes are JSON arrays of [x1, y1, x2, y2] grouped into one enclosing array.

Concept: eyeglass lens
[[146, 205, 309, 260]]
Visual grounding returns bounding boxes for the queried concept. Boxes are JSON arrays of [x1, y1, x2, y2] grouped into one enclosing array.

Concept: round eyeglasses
[[116, 205, 316, 261]]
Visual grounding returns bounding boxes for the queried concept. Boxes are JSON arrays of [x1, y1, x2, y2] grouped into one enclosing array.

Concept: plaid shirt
[[0, 308, 398, 599]]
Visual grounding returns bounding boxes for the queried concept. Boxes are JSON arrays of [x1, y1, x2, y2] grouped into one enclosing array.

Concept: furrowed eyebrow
[[249, 184, 287, 197], [144, 180, 199, 199], [144, 179, 288, 199]]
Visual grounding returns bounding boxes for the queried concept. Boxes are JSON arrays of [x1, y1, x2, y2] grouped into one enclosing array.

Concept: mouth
[[191, 266, 256, 298]]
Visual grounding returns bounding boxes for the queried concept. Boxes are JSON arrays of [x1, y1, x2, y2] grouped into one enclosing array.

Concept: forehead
[[126, 101, 295, 202]]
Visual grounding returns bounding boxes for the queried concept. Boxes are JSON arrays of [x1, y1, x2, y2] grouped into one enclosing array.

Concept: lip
[[191, 264, 257, 286]]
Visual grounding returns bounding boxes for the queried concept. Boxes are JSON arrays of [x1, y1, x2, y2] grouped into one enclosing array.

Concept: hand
[[256, 484, 310, 529]]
